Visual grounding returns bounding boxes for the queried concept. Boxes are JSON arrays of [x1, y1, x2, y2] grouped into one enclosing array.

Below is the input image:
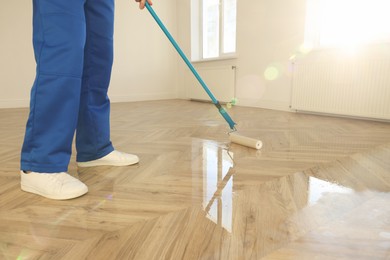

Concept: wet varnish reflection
[[190, 141, 390, 259], [195, 141, 234, 232], [1, 100, 390, 259]]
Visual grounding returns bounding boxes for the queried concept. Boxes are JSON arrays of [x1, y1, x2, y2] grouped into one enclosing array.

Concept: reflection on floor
[[197, 141, 234, 233], [0, 100, 389, 259], [188, 141, 390, 259]]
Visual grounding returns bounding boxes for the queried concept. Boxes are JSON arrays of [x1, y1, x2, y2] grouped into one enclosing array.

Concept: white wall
[[3, 1, 388, 115], [0, 2, 35, 108], [177, 0, 307, 111], [111, 0, 179, 102], [0, 1, 179, 108]]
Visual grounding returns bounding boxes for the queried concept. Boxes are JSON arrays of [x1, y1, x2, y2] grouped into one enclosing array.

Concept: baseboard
[[0, 96, 289, 112], [0, 93, 178, 109], [109, 92, 178, 103], [236, 98, 291, 112], [0, 99, 30, 109]]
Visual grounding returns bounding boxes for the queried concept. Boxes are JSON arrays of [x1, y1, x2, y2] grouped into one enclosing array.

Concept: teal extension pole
[[145, 2, 237, 130]]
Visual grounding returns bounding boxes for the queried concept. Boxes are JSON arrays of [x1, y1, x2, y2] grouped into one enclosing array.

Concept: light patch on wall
[[299, 43, 313, 54], [290, 43, 313, 61], [236, 75, 266, 100], [264, 66, 280, 81], [264, 62, 285, 81]]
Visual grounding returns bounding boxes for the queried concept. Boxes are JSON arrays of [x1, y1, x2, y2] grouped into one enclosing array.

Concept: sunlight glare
[[306, 0, 390, 48]]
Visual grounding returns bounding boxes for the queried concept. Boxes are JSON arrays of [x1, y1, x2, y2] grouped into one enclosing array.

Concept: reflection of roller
[[229, 132, 263, 150]]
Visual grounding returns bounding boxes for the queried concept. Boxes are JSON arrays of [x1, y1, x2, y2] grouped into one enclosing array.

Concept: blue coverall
[[21, 0, 115, 173]]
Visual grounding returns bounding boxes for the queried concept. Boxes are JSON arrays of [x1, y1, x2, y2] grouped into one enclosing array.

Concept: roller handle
[[145, 2, 237, 130]]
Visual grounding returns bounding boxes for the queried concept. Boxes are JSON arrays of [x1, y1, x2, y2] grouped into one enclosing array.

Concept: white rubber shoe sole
[[21, 171, 88, 200], [77, 150, 139, 167]]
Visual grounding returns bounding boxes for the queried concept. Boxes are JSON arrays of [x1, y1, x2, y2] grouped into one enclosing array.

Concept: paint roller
[[145, 2, 262, 150]]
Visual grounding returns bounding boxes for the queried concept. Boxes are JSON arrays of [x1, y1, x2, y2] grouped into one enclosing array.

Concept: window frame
[[191, 0, 237, 62]]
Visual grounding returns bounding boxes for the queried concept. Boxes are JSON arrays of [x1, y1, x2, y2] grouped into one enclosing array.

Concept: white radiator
[[291, 58, 390, 120], [187, 65, 235, 103]]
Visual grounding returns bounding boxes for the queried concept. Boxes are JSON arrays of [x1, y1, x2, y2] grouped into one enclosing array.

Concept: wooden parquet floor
[[0, 99, 390, 259]]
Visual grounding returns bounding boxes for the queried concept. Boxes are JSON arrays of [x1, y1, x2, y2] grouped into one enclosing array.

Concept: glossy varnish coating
[[0, 100, 390, 259]]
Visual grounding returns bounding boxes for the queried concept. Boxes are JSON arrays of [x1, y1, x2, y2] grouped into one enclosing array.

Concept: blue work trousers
[[21, 0, 115, 173]]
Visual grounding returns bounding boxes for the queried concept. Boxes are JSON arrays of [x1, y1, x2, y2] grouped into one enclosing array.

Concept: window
[[191, 0, 237, 60], [304, 0, 390, 49]]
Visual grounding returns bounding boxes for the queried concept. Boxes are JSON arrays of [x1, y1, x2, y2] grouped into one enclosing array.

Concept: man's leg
[[75, 0, 115, 162], [75, 0, 139, 167], [21, 0, 86, 173], [20, 0, 88, 200]]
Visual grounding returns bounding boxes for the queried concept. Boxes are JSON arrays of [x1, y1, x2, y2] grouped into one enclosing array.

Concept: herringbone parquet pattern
[[0, 100, 389, 259]]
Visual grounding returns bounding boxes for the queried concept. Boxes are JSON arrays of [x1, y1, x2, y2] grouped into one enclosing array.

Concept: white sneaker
[[21, 171, 88, 200], [77, 150, 139, 167]]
